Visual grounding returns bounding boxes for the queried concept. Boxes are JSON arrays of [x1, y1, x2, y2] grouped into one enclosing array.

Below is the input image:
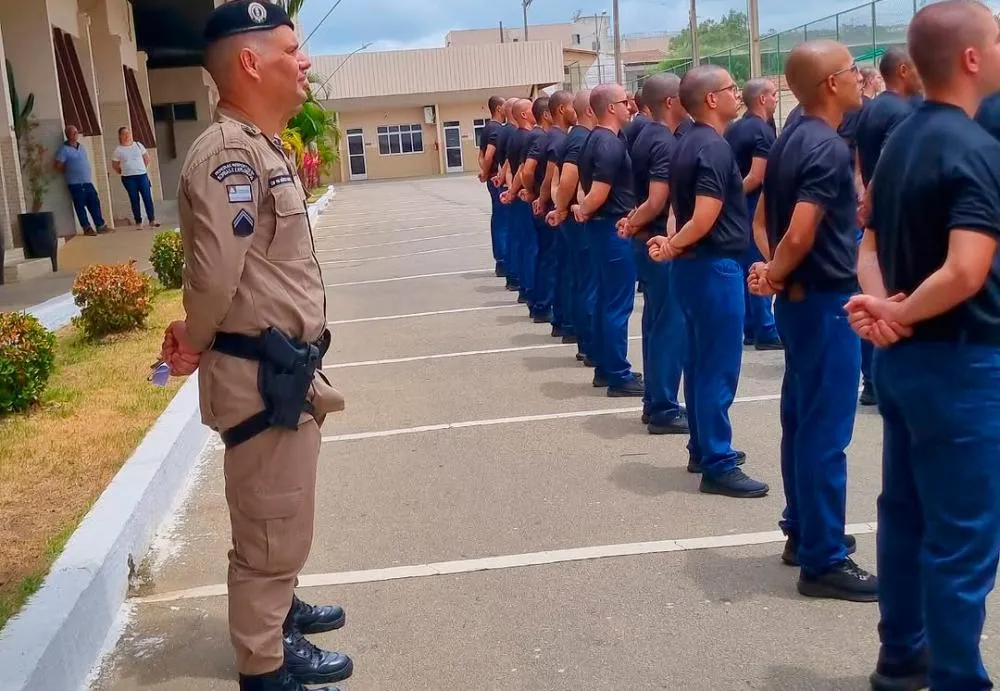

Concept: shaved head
[[634, 86, 646, 111], [204, 32, 269, 89], [678, 65, 727, 114], [548, 90, 573, 116], [641, 73, 681, 118], [514, 98, 533, 126], [908, 0, 999, 89], [785, 39, 856, 108], [879, 46, 911, 81], [590, 83, 618, 115], [487, 95, 505, 115], [531, 95, 550, 123], [742, 79, 772, 108], [573, 89, 593, 116]]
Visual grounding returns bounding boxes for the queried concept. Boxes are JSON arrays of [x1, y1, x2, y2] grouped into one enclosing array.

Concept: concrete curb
[[0, 184, 337, 691], [25, 290, 81, 332]]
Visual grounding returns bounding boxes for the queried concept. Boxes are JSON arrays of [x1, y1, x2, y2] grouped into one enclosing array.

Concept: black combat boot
[[286, 594, 345, 634], [283, 628, 353, 684], [239, 666, 338, 691]]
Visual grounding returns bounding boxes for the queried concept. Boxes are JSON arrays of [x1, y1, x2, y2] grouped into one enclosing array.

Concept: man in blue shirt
[[751, 39, 877, 602], [574, 83, 644, 397], [548, 90, 599, 369], [500, 99, 536, 304], [847, 2, 1000, 687], [619, 73, 690, 436], [54, 125, 107, 236], [648, 65, 767, 498], [623, 85, 652, 150], [479, 96, 508, 280], [491, 101, 518, 292], [726, 78, 782, 350]]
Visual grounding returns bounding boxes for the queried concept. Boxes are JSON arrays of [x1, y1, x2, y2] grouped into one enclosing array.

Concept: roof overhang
[[319, 84, 557, 113], [132, 0, 216, 70]]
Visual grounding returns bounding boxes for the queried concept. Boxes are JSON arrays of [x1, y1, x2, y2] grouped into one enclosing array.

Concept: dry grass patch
[[0, 289, 186, 629]]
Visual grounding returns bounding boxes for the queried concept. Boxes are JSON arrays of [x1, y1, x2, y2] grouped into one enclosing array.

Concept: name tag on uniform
[[269, 174, 294, 188], [227, 184, 253, 203]]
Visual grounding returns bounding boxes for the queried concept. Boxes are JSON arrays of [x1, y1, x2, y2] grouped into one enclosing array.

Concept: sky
[[297, 0, 882, 56]]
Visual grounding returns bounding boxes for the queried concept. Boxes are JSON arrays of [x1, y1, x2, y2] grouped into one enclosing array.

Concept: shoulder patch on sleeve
[[233, 209, 255, 237], [212, 161, 258, 182], [268, 174, 295, 188], [227, 184, 253, 203]]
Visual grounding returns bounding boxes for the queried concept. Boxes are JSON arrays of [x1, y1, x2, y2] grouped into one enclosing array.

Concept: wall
[[337, 107, 440, 181], [438, 101, 492, 175], [0, 21, 24, 248], [148, 66, 216, 199]]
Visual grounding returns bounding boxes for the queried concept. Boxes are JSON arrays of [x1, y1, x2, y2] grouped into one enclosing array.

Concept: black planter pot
[[19, 211, 57, 272]]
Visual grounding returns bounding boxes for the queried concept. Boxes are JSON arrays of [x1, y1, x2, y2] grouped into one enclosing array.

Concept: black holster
[[211, 327, 331, 448]]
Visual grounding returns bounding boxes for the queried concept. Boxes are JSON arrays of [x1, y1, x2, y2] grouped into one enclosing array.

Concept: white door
[[346, 129, 367, 181], [443, 121, 464, 173]]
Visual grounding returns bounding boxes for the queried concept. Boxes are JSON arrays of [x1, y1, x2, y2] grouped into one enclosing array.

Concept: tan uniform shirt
[[179, 107, 343, 432]]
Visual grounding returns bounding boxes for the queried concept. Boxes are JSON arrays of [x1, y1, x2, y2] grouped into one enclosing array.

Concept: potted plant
[[8, 59, 56, 271]]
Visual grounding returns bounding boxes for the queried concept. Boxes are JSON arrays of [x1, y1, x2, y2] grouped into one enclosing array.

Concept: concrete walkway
[[91, 176, 1000, 690], [0, 201, 178, 313]]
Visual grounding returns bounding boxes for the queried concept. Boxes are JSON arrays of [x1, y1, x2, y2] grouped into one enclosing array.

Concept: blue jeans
[[874, 342, 1000, 691], [532, 212, 557, 318], [672, 255, 745, 475], [632, 236, 684, 424], [488, 183, 509, 272], [741, 195, 779, 343], [570, 220, 597, 360], [589, 217, 637, 386], [121, 173, 155, 224], [774, 292, 859, 574], [67, 182, 105, 230], [553, 224, 575, 333]]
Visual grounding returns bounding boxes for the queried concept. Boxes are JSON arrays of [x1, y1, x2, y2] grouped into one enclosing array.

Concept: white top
[[112, 142, 148, 176]]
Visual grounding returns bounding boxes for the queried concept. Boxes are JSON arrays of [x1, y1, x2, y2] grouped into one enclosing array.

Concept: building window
[[152, 102, 198, 123], [377, 124, 423, 155], [572, 33, 581, 45], [473, 118, 487, 147]]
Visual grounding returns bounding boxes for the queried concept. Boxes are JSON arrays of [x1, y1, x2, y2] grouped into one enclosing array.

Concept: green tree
[[666, 10, 749, 59], [276, 0, 307, 18]]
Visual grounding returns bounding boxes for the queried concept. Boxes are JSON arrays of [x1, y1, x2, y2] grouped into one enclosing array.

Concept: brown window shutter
[[123, 66, 156, 148], [52, 28, 101, 136]]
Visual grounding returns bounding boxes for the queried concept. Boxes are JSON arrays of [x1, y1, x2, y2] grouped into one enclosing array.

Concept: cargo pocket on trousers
[[236, 487, 308, 574]]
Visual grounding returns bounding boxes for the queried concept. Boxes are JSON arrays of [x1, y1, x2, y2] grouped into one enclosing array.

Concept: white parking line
[[325, 269, 492, 287], [315, 213, 486, 229], [133, 523, 877, 603], [320, 394, 782, 443], [314, 232, 480, 253], [324, 337, 642, 369], [328, 304, 518, 325], [314, 223, 452, 239], [318, 244, 491, 266]]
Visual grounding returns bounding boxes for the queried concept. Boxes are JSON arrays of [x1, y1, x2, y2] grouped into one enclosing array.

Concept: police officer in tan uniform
[[160, 3, 350, 690]]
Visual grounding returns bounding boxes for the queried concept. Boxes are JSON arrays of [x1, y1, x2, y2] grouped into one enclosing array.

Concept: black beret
[[204, 0, 295, 45]]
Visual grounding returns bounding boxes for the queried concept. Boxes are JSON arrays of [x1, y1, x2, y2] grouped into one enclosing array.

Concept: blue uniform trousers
[[502, 194, 521, 288], [487, 182, 508, 272], [632, 236, 684, 425], [874, 342, 1000, 691], [531, 212, 557, 319], [741, 195, 779, 343], [553, 224, 575, 334], [671, 255, 744, 475], [570, 220, 597, 360], [516, 201, 538, 307], [773, 292, 858, 575], [854, 227, 874, 386], [588, 217, 637, 386]]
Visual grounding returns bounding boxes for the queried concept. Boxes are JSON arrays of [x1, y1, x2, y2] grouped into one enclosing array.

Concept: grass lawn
[[307, 187, 327, 203], [0, 288, 187, 630]]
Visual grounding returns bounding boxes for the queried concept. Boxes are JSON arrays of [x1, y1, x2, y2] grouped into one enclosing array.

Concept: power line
[[302, 0, 348, 48]]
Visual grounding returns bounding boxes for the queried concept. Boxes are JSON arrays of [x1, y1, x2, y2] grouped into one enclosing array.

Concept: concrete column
[[0, 0, 77, 238], [75, 11, 116, 229], [0, 21, 24, 249], [134, 51, 162, 202]]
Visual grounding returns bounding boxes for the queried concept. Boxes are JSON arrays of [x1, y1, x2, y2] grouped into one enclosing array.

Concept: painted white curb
[[25, 291, 80, 332], [0, 183, 337, 691]]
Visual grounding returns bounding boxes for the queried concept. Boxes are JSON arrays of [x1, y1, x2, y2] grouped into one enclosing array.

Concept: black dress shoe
[[592, 372, 609, 387], [647, 413, 690, 434], [240, 666, 339, 691], [283, 629, 353, 684], [754, 339, 784, 351], [687, 451, 746, 473], [551, 325, 565, 337], [781, 535, 857, 567], [608, 377, 644, 397], [869, 648, 929, 691], [583, 356, 596, 368], [505, 283, 519, 292], [699, 469, 769, 498], [533, 313, 552, 324], [495, 262, 506, 278], [286, 594, 345, 634], [561, 334, 578, 344], [860, 380, 877, 406], [575, 352, 585, 361], [517, 295, 528, 304], [797, 557, 878, 602]]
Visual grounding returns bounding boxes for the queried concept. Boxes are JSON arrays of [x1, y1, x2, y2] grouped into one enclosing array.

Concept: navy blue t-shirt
[[526, 127, 554, 195], [494, 124, 512, 178], [520, 126, 545, 169], [624, 113, 651, 150], [630, 121, 675, 235], [675, 117, 693, 140], [974, 91, 1000, 141], [725, 112, 776, 204], [505, 127, 528, 173], [483, 120, 504, 176], [670, 122, 748, 256], [562, 125, 591, 169], [764, 116, 859, 292], [786, 99, 868, 158], [856, 92, 914, 186], [578, 126, 636, 219], [871, 101, 1000, 344]]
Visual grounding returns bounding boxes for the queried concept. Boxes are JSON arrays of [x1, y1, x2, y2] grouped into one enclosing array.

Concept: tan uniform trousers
[[224, 418, 321, 675]]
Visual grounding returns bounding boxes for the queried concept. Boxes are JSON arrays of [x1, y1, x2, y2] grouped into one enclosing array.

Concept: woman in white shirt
[[111, 126, 158, 228]]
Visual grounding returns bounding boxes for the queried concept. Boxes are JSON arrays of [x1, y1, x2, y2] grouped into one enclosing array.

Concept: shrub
[[0, 311, 56, 414], [149, 229, 184, 289], [71, 261, 153, 339]]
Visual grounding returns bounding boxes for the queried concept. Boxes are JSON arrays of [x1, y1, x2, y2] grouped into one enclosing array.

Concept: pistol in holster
[[210, 327, 332, 448]]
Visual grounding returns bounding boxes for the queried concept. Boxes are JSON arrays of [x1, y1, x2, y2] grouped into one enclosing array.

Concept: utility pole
[[612, 0, 623, 84], [522, 0, 533, 41], [748, 0, 761, 77], [689, 0, 700, 66]]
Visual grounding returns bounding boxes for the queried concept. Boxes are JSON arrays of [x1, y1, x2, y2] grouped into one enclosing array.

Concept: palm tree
[[277, 0, 306, 18]]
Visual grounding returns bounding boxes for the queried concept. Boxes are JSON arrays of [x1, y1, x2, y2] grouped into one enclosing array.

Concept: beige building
[[312, 41, 563, 183], [0, 0, 224, 282]]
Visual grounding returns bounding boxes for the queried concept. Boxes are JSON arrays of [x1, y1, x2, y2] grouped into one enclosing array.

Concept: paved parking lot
[[93, 175, 1000, 690]]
